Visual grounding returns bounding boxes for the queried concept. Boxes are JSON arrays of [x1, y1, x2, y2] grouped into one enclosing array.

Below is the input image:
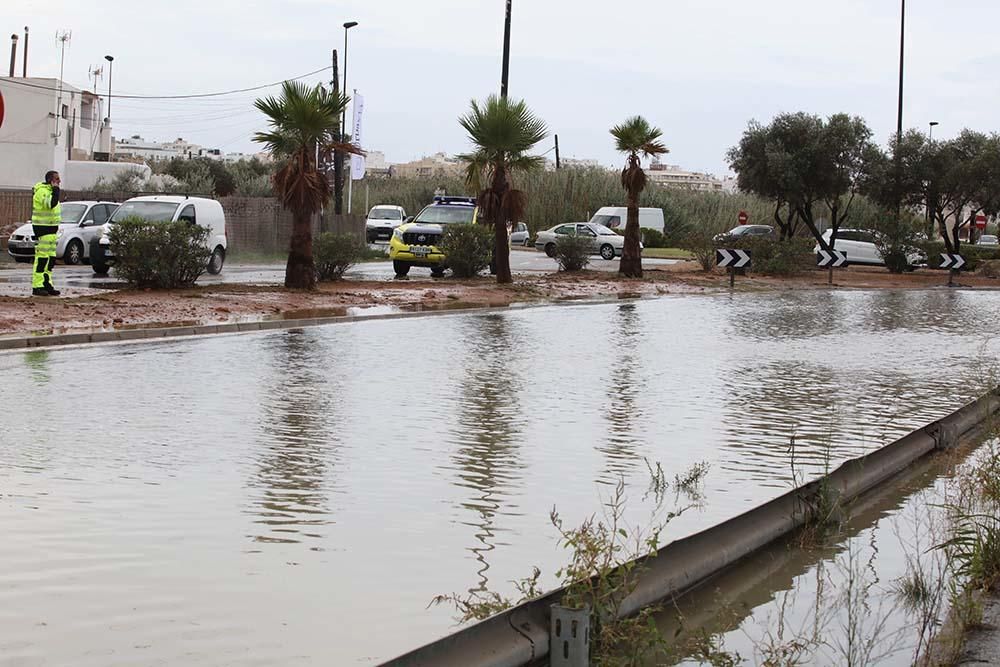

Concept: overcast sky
[[5, 0, 999, 174]]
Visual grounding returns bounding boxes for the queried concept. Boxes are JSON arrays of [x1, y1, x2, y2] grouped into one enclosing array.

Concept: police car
[[388, 196, 477, 277]]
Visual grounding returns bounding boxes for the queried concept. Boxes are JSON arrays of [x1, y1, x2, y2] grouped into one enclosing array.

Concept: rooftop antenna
[[53, 29, 71, 145]]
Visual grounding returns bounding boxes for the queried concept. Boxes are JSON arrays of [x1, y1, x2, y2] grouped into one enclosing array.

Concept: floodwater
[[2, 289, 999, 665]]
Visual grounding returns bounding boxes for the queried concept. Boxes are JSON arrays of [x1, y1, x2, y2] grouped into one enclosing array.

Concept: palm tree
[[459, 95, 547, 284], [610, 117, 668, 278], [253, 81, 357, 289]]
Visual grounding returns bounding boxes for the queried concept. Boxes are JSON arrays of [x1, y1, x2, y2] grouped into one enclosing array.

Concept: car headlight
[[56, 229, 64, 239], [392, 228, 403, 240]]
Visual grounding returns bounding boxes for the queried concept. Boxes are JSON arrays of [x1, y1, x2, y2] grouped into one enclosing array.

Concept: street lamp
[[342, 21, 358, 136], [104, 54, 114, 123], [929, 121, 939, 140], [501, 0, 512, 97]]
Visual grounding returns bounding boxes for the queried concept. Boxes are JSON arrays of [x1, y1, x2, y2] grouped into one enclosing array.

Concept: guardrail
[[382, 387, 1000, 667]]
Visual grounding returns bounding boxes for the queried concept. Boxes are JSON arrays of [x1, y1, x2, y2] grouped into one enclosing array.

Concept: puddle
[[2, 289, 1000, 664]]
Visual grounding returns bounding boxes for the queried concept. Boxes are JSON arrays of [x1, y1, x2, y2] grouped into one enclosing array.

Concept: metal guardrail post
[[550, 605, 589, 667]]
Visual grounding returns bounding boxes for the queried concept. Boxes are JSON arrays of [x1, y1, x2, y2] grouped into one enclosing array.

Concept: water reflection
[[448, 314, 525, 591], [23, 349, 50, 385], [726, 291, 846, 341], [247, 331, 339, 545], [598, 304, 648, 481]]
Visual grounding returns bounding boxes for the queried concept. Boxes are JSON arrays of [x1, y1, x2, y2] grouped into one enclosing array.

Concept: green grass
[[644, 247, 693, 260]]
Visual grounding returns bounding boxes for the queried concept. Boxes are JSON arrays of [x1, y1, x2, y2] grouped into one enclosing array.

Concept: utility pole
[[894, 0, 905, 232], [332, 48, 344, 215], [554, 134, 560, 169], [500, 0, 511, 97]]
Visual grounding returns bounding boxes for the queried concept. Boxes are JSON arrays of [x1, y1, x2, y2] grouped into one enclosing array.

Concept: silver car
[[978, 234, 998, 247], [7, 200, 119, 265], [535, 222, 627, 260], [509, 222, 530, 247]]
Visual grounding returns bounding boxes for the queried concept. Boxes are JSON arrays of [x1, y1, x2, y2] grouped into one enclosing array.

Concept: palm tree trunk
[[619, 186, 643, 278], [492, 168, 513, 284], [285, 209, 316, 289]]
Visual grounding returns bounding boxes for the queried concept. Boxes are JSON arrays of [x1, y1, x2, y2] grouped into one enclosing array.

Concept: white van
[[589, 206, 665, 233], [90, 195, 228, 276]]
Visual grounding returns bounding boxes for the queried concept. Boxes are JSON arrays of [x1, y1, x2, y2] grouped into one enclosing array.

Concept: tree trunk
[[285, 209, 316, 289], [619, 187, 642, 278], [333, 151, 344, 215], [492, 169, 513, 284]]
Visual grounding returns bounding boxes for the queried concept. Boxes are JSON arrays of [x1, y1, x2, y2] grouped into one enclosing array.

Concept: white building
[[0, 76, 132, 189], [645, 159, 724, 191]]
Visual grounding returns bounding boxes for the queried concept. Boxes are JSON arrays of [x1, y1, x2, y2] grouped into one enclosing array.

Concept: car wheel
[[523, 237, 532, 247], [207, 246, 226, 275], [393, 260, 411, 277], [600, 244, 616, 260], [430, 267, 446, 278], [544, 243, 557, 258], [91, 254, 110, 276], [63, 239, 84, 265]]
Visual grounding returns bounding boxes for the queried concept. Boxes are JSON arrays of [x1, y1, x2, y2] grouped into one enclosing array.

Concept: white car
[[813, 228, 924, 268], [535, 222, 632, 260], [90, 195, 228, 276], [6, 200, 119, 265], [509, 222, 530, 247], [978, 234, 998, 247], [365, 205, 407, 244]]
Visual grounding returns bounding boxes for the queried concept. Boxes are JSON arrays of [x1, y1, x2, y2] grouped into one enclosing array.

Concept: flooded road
[[2, 289, 999, 664]]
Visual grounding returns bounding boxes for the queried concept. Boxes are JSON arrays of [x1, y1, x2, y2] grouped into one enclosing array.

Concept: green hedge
[[314, 232, 366, 281], [439, 224, 493, 278], [108, 217, 211, 288], [726, 236, 815, 276]]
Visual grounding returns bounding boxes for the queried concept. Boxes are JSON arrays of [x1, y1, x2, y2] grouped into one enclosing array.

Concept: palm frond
[[610, 116, 669, 159], [459, 95, 548, 157]]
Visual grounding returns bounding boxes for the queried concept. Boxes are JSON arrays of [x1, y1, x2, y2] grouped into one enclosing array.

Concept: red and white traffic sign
[[975, 214, 987, 229], [737, 210, 749, 225]]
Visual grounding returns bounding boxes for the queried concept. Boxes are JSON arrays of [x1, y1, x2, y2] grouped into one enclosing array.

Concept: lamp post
[[104, 54, 114, 123], [342, 21, 358, 138], [894, 0, 905, 230], [501, 0, 511, 97], [929, 121, 939, 141]]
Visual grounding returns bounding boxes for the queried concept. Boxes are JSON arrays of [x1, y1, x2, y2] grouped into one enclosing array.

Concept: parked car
[[535, 222, 635, 260], [7, 200, 119, 265], [978, 234, 998, 247], [509, 222, 530, 247], [90, 195, 228, 276], [365, 205, 407, 243], [812, 228, 925, 269], [388, 196, 478, 277], [589, 206, 664, 232], [713, 224, 775, 242]]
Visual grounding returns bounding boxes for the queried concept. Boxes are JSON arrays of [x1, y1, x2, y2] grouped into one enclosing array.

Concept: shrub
[[679, 230, 718, 271], [918, 241, 1000, 271], [109, 217, 211, 288], [640, 227, 666, 248], [438, 224, 493, 278], [314, 232, 365, 281], [555, 234, 592, 271], [728, 236, 814, 276]]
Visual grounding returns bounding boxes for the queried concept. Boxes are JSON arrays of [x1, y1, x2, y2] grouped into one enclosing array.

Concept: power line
[[0, 65, 331, 100]]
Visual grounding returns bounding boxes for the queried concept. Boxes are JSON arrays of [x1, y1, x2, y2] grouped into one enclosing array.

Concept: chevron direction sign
[[939, 254, 966, 270], [716, 248, 751, 268], [817, 249, 848, 267]]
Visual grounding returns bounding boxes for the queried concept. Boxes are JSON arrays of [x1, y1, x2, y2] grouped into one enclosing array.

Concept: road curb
[[0, 295, 643, 352]]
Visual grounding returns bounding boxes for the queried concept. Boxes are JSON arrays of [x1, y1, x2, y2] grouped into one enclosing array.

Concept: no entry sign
[[737, 210, 749, 225], [976, 214, 987, 229]]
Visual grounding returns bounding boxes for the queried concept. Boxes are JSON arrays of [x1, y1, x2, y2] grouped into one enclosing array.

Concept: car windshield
[[592, 224, 617, 236], [110, 201, 180, 223], [369, 207, 401, 220], [590, 214, 621, 227], [413, 205, 475, 225], [60, 204, 87, 223]]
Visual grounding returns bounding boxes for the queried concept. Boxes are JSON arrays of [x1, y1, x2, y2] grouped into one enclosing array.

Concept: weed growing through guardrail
[[431, 460, 695, 664]]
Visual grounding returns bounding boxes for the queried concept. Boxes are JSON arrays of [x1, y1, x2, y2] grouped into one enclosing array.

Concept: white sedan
[[7, 200, 119, 265], [535, 222, 631, 260], [813, 228, 925, 268]]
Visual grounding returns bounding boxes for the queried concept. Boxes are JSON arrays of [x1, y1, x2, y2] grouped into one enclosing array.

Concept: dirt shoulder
[[1, 261, 997, 338]]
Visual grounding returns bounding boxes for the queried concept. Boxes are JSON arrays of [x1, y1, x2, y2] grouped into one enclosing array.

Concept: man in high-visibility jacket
[[31, 170, 62, 296]]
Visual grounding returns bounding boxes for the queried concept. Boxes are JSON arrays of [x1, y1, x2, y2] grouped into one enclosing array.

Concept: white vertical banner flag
[[350, 92, 365, 180]]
